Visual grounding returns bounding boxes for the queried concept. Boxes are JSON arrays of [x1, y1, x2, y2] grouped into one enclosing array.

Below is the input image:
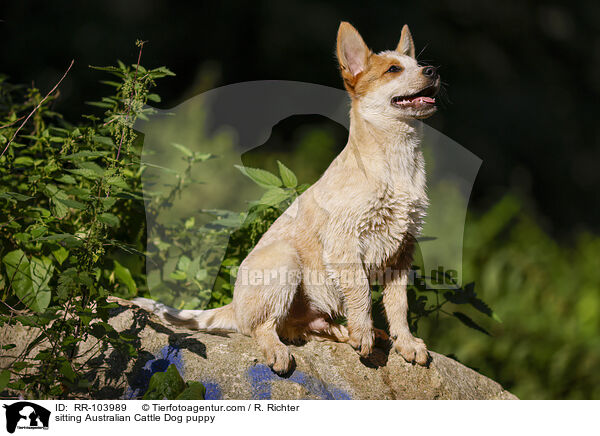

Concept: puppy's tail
[[132, 297, 237, 331]]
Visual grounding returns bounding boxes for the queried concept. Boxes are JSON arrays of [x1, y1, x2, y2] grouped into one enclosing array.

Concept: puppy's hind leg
[[235, 240, 300, 375], [307, 321, 389, 346], [306, 320, 350, 343]]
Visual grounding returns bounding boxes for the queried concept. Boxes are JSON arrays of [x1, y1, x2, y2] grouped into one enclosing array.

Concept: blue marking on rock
[[126, 348, 351, 400], [246, 364, 351, 400], [201, 382, 223, 400]]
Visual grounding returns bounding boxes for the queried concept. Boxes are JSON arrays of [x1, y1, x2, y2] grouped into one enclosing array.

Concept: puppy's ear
[[396, 24, 416, 58], [337, 22, 370, 91]]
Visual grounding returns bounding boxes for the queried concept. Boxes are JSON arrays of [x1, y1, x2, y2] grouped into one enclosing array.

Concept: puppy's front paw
[[266, 344, 294, 375], [348, 328, 375, 357], [393, 334, 429, 366]]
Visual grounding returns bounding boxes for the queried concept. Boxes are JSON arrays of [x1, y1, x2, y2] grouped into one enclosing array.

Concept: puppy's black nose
[[422, 66, 437, 78]]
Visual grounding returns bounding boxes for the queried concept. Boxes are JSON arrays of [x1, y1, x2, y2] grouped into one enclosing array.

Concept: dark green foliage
[[421, 196, 600, 399], [0, 41, 174, 399], [142, 364, 205, 400]]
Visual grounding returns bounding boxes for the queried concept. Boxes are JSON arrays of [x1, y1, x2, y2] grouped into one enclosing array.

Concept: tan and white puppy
[[134, 22, 441, 374]]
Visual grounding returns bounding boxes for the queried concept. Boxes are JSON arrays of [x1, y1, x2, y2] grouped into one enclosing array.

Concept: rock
[[0, 302, 517, 400]]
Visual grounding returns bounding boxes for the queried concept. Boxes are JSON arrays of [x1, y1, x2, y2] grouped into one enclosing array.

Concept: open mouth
[[391, 85, 437, 108]]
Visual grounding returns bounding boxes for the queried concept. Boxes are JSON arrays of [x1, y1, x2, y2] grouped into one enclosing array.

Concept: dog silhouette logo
[[2, 402, 50, 433]]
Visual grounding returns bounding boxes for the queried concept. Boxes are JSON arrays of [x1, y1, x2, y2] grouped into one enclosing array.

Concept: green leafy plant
[[142, 364, 205, 400], [421, 195, 600, 399], [0, 40, 174, 399]]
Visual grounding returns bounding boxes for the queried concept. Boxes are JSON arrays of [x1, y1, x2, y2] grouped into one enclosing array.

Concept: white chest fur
[[357, 133, 428, 269]]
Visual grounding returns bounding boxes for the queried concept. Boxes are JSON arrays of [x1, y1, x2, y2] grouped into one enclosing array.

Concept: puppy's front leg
[[383, 268, 429, 366], [331, 262, 374, 357]]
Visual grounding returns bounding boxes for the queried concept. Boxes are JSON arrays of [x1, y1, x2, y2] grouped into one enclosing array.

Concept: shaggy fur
[[134, 22, 441, 374]]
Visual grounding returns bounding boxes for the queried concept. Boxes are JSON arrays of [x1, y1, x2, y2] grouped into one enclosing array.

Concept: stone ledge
[[0, 303, 517, 400]]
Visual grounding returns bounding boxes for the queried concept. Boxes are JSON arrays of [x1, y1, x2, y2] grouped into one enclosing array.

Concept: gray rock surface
[[0, 301, 517, 400]]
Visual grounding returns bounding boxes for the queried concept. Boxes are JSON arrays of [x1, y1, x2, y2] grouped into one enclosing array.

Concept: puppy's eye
[[386, 65, 402, 73]]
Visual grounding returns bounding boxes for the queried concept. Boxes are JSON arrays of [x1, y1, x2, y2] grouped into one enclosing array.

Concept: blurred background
[[1, 1, 599, 399]]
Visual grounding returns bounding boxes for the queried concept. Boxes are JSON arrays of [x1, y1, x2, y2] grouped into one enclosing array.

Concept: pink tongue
[[412, 96, 435, 104]]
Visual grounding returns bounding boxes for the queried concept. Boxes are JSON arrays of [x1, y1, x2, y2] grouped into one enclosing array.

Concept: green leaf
[[148, 66, 176, 78], [56, 174, 76, 184], [175, 381, 205, 400], [113, 260, 137, 295], [29, 226, 47, 239], [3, 250, 30, 300], [297, 183, 311, 194], [91, 135, 114, 147], [100, 196, 117, 211], [68, 168, 101, 180], [142, 364, 186, 400], [258, 188, 292, 206], [77, 161, 105, 176], [235, 165, 282, 188], [38, 234, 81, 246], [55, 196, 87, 210], [195, 269, 207, 281], [169, 271, 187, 281], [147, 93, 161, 102], [101, 96, 118, 104], [184, 217, 195, 229], [13, 233, 31, 243], [0, 192, 33, 202], [85, 101, 113, 108], [13, 156, 34, 166], [98, 212, 119, 227], [177, 256, 191, 273], [2, 250, 52, 312], [68, 186, 92, 201], [277, 160, 298, 188], [29, 257, 54, 311], [0, 369, 11, 391], [115, 190, 144, 200], [192, 152, 214, 162], [106, 175, 128, 189], [59, 361, 77, 383], [202, 209, 243, 228], [51, 247, 69, 265], [89, 65, 123, 72], [61, 150, 111, 160], [171, 143, 192, 157], [49, 189, 69, 218]]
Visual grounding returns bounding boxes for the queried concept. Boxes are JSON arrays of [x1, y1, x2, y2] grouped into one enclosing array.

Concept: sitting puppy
[[134, 21, 440, 374]]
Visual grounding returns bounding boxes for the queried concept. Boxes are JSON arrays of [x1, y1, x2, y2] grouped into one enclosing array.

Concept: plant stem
[[1, 60, 74, 158]]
